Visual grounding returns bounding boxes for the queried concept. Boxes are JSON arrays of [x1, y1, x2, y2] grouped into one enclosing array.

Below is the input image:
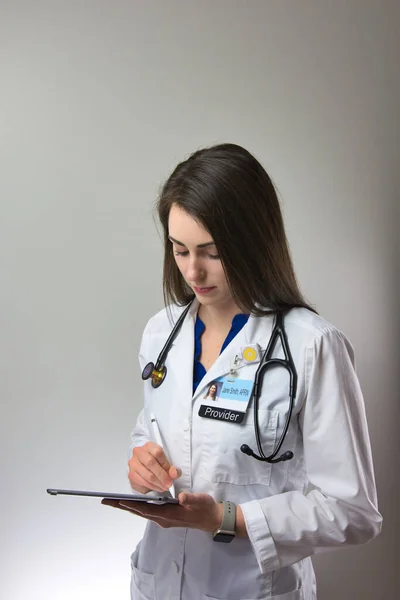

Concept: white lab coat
[[129, 301, 381, 600]]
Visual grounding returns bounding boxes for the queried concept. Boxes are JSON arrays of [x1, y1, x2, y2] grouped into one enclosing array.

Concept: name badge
[[198, 376, 253, 424]]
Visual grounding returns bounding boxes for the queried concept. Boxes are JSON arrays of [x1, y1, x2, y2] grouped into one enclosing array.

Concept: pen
[[150, 413, 176, 498]]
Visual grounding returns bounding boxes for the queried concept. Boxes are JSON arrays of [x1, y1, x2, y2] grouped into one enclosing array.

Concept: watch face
[[213, 532, 235, 543]]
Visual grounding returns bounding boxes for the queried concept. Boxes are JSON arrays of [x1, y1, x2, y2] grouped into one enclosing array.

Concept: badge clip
[[242, 346, 258, 363], [229, 355, 241, 377]]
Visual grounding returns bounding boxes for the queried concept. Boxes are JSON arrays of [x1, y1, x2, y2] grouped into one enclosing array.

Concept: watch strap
[[213, 500, 236, 539]]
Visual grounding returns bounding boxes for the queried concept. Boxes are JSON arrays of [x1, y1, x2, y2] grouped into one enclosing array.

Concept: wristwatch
[[213, 501, 236, 543]]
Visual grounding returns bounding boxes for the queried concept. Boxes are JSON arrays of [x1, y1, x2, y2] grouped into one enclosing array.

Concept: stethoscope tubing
[[142, 302, 193, 387], [250, 313, 297, 463], [155, 302, 193, 371], [143, 303, 297, 463]]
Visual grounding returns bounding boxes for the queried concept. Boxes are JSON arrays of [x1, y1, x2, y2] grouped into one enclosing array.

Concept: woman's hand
[[128, 442, 181, 494], [102, 492, 223, 533]]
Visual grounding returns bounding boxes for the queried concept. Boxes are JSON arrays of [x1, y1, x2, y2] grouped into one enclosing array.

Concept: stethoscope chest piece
[[142, 362, 167, 388], [142, 362, 155, 380]]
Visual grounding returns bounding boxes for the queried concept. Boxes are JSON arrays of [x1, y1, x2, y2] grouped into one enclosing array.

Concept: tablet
[[46, 488, 179, 505]]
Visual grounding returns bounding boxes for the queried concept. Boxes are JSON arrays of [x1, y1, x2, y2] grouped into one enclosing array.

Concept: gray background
[[1, 1, 398, 599]]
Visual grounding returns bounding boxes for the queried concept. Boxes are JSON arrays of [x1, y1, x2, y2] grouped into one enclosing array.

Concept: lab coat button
[[183, 418, 190, 431]]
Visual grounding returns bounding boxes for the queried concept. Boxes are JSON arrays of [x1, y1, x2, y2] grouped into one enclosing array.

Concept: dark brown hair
[[203, 382, 217, 400], [156, 143, 314, 316]]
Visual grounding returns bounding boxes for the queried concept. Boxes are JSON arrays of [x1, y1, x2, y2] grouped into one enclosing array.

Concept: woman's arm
[[240, 328, 382, 573], [128, 326, 152, 454]]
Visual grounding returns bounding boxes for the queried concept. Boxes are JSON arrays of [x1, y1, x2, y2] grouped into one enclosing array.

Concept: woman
[[103, 144, 382, 600], [203, 382, 218, 401]]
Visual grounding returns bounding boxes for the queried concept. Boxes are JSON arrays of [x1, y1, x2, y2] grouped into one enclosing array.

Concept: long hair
[[156, 143, 314, 316], [203, 382, 217, 400]]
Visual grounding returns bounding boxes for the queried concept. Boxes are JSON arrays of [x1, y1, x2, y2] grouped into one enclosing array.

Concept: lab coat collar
[[191, 309, 275, 402]]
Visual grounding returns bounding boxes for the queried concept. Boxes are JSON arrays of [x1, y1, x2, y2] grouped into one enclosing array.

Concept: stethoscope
[[141, 302, 193, 388], [142, 302, 297, 464]]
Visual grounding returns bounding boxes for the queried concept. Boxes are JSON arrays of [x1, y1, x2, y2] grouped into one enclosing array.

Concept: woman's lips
[[193, 286, 216, 295]]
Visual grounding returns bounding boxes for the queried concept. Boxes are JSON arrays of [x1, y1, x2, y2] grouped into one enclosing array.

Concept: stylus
[[150, 413, 176, 498]]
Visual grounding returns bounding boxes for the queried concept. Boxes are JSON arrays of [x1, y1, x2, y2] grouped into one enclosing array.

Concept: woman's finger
[[131, 454, 171, 492], [169, 466, 182, 480], [129, 468, 166, 493], [119, 502, 181, 528], [129, 444, 173, 491]]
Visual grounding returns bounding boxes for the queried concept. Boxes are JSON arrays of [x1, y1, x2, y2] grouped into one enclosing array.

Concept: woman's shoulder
[[283, 307, 353, 353], [253, 306, 349, 348], [285, 307, 340, 336]]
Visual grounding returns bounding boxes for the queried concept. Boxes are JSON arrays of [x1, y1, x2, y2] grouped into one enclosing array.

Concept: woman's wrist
[[210, 502, 247, 538], [212, 502, 224, 532]]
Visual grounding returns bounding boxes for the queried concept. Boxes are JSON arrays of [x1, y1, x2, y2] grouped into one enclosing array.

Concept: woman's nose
[[186, 257, 205, 281]]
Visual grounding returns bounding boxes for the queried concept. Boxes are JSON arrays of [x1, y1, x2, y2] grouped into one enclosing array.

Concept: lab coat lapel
[[170, 301, 197, 407], [192, 313, 274, 401]]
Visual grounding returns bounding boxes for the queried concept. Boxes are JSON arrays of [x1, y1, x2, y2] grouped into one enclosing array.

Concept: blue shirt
[[193, 313, 249, 393]]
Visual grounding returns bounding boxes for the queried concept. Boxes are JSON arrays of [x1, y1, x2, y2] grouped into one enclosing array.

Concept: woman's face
[[209, 384, 217, 397], [168, 204, 235, 312]]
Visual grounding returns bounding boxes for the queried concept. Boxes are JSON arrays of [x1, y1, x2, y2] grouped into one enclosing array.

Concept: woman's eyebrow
[[168, 236, 216, 248]]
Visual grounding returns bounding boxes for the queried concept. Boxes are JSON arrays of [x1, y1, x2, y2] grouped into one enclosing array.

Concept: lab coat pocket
[[130, 552, 157, 600], [199, 409, 278, 486]]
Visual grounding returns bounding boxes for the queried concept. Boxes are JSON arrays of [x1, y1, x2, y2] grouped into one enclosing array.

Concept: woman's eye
[[173, 249, 220, 260]]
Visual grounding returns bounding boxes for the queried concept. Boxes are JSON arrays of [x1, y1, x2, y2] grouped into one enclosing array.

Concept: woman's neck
[[198, 300, 246, 333]]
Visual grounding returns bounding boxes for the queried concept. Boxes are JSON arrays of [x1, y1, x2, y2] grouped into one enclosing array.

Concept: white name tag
[[198, 376, 254, 424]]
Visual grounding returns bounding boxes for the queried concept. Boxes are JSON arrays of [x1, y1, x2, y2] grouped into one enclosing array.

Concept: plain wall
[[0, 1, 398, 599]]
